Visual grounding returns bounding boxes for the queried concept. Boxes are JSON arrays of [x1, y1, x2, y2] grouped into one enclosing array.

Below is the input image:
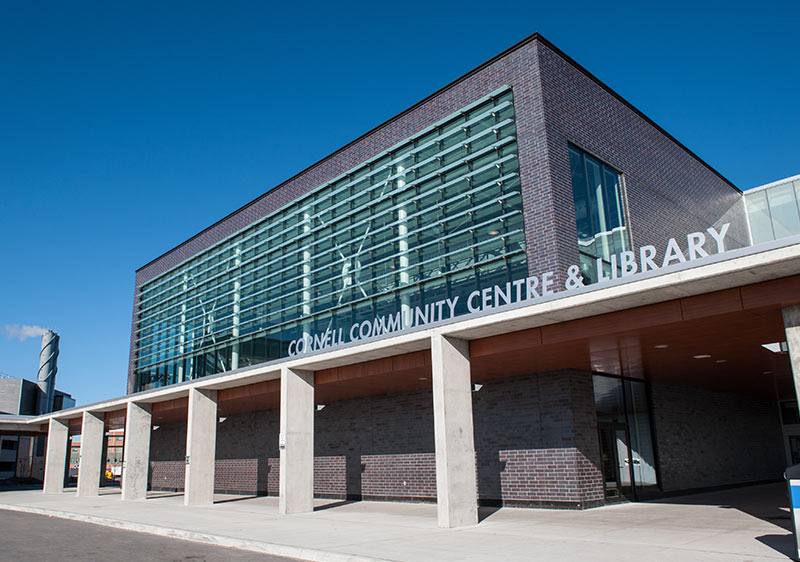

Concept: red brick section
[[361, 453, 437, 499], [314, 455, 347, 496], [499, 448, 602, 504], [265, 456, 347, 497], [214, 458, 258, 493]]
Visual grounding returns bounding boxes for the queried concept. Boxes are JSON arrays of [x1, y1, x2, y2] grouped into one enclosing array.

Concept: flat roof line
[[744, 173, 800, 194]]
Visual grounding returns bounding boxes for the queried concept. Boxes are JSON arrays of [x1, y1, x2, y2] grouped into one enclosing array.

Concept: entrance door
[[597, 422, 634, 501], [594, 375, 659, 501]]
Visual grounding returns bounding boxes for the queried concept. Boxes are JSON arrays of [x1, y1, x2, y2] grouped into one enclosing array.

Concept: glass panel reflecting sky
[[134, 88, 527, 391], [745, 177, 800, 244], [569, 146, 629, 284]]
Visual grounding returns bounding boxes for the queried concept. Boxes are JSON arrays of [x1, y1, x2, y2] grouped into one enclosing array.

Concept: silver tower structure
[[37, 329, 59, 414]]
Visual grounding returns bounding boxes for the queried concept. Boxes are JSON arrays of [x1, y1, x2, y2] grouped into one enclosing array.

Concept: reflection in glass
[[745, 178, 800, 244], [134, 88, 528, 391], [593, 375, 658, 500], [569, 146, 629, 284]]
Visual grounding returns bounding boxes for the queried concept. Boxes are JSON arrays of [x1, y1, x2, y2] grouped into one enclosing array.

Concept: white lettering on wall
[[286, 224, 731, 356]]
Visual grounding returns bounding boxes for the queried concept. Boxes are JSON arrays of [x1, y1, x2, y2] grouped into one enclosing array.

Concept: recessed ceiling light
[[488, 230, 500, 235], [762, 342, 788, 353], [693, 354, 711, 359], [654, 344, 669, 349], [763, 370, 774, 375], [418, 377, 428, 381], [715, 359, 727, 363]]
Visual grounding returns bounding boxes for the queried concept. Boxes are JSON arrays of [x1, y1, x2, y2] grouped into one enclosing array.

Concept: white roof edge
[[745, 173, 800, 195]]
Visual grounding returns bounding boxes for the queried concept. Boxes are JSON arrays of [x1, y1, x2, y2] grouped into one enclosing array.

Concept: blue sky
[[1, 1, 798, 406]]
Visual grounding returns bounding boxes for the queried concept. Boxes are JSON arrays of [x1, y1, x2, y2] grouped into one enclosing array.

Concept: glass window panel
[[134, 87, 527, 390], [766, 182, 800, 239], [569, 146, 628, 283], [746, 190, 774, 244]]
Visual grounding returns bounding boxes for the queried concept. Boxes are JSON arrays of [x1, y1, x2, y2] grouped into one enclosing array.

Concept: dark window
[[0, 461, 14, 472], [1, 440, 17, 451], [569, 146, 629, 284]]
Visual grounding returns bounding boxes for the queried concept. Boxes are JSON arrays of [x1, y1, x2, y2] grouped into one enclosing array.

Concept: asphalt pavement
[[0, 509, 296, 562]]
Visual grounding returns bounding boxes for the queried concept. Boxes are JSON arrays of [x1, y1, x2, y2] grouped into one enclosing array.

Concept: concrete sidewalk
[[0, 484, 794, 561]]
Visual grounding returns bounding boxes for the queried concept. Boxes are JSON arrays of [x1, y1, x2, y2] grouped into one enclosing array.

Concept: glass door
[[597, 422, 634, 500], [594, 375, 659, 501]]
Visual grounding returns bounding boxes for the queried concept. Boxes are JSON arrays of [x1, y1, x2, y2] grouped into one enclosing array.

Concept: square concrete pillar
[[121, 401, 152, 501], [783, 305, 800, 407], [76, 411, 105, 497], [43, 418, 69, 494], [431, 333, 478, 528], [279, 367, 314, 515], [184, 388, 218, 506]]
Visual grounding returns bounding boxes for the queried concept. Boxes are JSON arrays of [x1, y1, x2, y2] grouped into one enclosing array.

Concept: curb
[[0, 503, 394, 562]]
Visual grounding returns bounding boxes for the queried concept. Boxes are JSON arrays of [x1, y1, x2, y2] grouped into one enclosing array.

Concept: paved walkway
[[0, 484, 794, 561]]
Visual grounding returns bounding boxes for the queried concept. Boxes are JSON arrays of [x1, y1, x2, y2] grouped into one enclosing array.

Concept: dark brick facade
[[650, 382, 785, 492], [147, 372, 786, 505], [127, 34, 745, 393], [148, 371, 604, 507]]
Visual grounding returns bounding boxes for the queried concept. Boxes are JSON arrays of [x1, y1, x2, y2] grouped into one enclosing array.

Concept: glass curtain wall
[[746, 177, 800, 244], [134, 87, 527, 391], [569, 146, 629, 284]]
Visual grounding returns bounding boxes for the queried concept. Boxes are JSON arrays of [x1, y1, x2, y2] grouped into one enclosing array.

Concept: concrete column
[[431, 333, 478, 528], [184, 388, 218, 506], [279, 367, 314, 514], [783, 305, 800, 408], [43, 418, 69, 494], [76, 411, 105, 497], [121, 401, 152, 501]]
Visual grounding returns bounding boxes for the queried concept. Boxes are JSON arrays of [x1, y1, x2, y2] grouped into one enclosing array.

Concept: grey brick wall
[[650, 382, 784, 492], [146, 373, 787, 503], [148, 370, 604, 506], [535, 44, 748, 278]]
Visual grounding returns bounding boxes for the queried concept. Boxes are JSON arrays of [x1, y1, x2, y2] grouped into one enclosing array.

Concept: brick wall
[[361, 453, 437, 500], [473, 371, 603, 507], [535, 44, 748, 278], [149, 460, 184, 491], [147, 370, 603, 507], [650, 382, 785, 492]]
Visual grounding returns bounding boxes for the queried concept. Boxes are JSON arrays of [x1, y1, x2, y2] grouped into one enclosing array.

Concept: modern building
[[2, 33, 800, 528], [0, 375, 74, 480]]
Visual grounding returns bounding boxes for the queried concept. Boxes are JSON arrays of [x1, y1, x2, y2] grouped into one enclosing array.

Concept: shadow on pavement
[[314, 500, 357, 512], [647, 482, 790, 529], [647, 483, 793, 558], [214, 495, 259, 504], [756, 534, 795, 559], [478, 505, 502, 522]]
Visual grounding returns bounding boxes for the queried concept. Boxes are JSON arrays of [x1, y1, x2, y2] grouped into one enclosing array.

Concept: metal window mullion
[[138, 94, 514, 299], [135, 170, 521, 341], [139, 246, 526, 373]]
